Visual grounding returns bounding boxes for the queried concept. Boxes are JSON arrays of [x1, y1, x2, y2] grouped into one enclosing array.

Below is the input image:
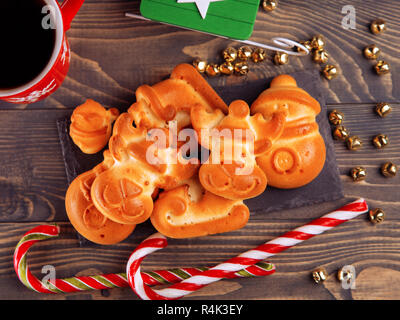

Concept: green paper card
[[140, 0, 260, 40]]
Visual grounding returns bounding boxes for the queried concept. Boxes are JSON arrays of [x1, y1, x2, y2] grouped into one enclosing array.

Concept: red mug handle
[[60, 0, 85, 31]]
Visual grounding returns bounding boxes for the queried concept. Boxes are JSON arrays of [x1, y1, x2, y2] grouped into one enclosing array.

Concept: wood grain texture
[[0, 0, 399, 300]]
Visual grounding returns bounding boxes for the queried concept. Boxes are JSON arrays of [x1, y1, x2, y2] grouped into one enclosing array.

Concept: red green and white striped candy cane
[[126, 198, 369, 300], [13, 224, 275, 294]]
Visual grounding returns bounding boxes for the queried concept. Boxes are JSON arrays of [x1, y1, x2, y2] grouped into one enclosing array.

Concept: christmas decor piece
[[322, 64, 339, 80], [374, 60, 390, 75], [372, 134, 389, 148], [332, 125, 349, 140], [337, 266, 355, 284], [350, 166, 367, 182], [369, 208, 385, 224], [310, 35, 326, 50], [313, 49, 329, 64], [363, 44, 381, 60], [328, 110, 344, 126], [13, 225, 274, 294], [375, 102, 392, 117], [219, 62, 234, 75], [238, 46, 253, 61], [262, 0, 278, 12], [381, 162, 397, 177], [126, 199, 368, 300], [192, 59, 208, 73], [251, 48, 267, 63], [346, 136, 363, 151], [222, 47, 238, 62], [312, 267, 328, 284], [140, 0, 260, 40], [273, 51, 289, 65], [370, 19, 387, 35]]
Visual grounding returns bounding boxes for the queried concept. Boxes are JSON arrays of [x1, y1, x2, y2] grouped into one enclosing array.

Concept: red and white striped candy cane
[[126, 198, 368, 300], [13, 224, 275, 294]]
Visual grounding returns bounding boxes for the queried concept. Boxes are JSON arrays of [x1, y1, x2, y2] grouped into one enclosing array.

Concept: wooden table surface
[[0, 0, 399, 300]]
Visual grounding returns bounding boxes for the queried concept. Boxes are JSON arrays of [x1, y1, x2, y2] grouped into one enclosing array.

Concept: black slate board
[[57, 70, 343, 246]]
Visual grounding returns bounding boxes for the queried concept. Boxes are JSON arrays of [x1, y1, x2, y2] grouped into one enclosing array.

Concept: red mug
[[0, 0, 84, 104]]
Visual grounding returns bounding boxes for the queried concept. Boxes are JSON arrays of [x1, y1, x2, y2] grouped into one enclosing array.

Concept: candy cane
[[13, 225, 275, 294], [127, 198, 368, 300]]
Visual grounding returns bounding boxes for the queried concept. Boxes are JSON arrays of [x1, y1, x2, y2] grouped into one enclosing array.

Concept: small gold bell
[[219, 62, 234, 75], [346, 136, 363, 151], [370, 19, 387, 35], [310, 35, 326, 50], [374, 60, 390, 75], [381, 162, 397, 177], [262, 0, 278, 12], [297, 41, 312, 54], [273, 52, 289, 65], [234, 62, 249, 76], [222, 47, 237, 63], [205, 63, 220, 77], [375, 102, 392, 117], [322, 64, 338, 80], [363, 44, 381, 60], [332, 125, 349, 140], [328, 110, 344, 126], [312, 267, 328, 284], [368, 208, 385, 224], [350, 166, 366, 182], [251, 48, 267, 63], [372, 134, 389, 148], [313, 49, 329, 64], [192, 59, 208, 73], [337, 266, 355, 283], [237, 46, 253, 61]]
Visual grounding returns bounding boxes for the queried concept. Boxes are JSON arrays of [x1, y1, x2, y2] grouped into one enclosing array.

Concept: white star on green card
[[140, 0, 260, 40]]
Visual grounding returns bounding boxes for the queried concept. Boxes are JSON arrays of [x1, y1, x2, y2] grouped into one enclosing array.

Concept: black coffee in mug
[[0, 0, 56, 89]]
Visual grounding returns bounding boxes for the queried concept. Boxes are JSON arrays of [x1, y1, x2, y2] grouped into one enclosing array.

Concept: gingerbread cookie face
[[65, 161, 135, 245], [70, 99, 119, 154], [251, 75, 326, 189], [150, 177, 250, 239], [192, 100, 286, 200], [90, 112, 199, 225]]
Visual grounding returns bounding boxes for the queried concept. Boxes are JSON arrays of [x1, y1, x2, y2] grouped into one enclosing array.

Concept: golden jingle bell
[[310, 34, 326, 50], [313, 49, 329, 64], [273, 52, 289, 65], [297, 41, 312, 54], [369, 208, 385, 224], [192, 59, 208, 73], [363, 44, 381, 60], [251, 48, 267, 63], [234, 62, 249, 76], [346, 136, 363, 151], [375, 102, 392, 117], [350, 166, 366, 182], [205, 63, 220, 77], [372, 134, 389, 149], [381, 162, 397, 178], [332, 125, 349, 140], [262, 0, 278, 12], [370, 19, 387, 35], [237, 46, 253, 61], [322, 64, 338, 80], [219, 62, 234, 75], [337, 266, 355, 284], [328, 110, 344, 126], [312, 267, 328, 284], [374, 60, 390, 75], [222, 47, 237, 63]]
